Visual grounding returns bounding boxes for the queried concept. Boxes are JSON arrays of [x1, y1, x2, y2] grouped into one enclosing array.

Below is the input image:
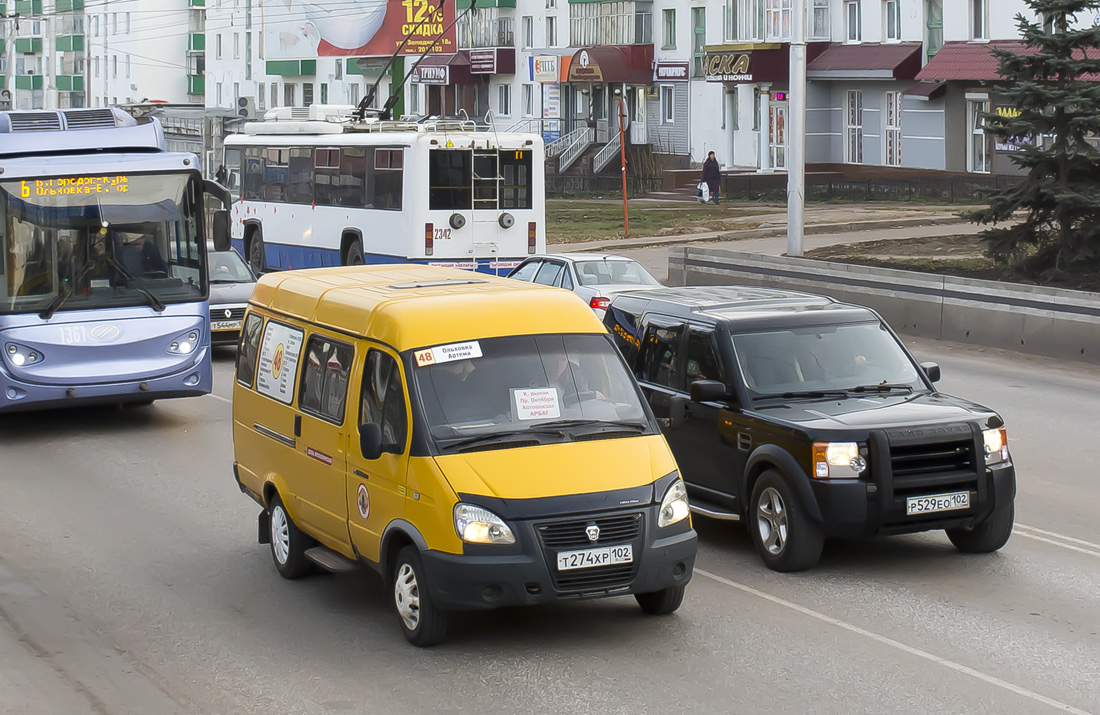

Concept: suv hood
[[433, 434, 675, 501], [750, 392, 999, 431]]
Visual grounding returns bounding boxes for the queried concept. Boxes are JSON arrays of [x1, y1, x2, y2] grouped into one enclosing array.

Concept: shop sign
[[543, 84, 561, 119], [412, 64, 449, 84], [567, 49, 604, 82], [468, 49, 496, 74], [532, 54, 559, 83], [703, 52, 753, 83], [653, 62, 690, 82], [993, 106, 1031, 153]]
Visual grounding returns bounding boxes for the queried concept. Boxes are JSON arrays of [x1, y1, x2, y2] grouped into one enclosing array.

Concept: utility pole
[[616, 87, 629, 238], [786, 0, 807, 256]]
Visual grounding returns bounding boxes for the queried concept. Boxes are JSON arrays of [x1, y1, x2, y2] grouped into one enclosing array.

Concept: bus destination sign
[[20, 175, 130, 198]]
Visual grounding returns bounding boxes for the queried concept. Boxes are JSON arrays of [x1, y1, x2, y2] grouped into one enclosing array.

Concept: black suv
[[604, 286, 1016, 572]]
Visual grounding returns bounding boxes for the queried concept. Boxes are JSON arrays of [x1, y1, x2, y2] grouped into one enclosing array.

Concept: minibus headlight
[[454, 503, 515, 545], [658, 478, 690, 528], [983, 427, 1009, 466]]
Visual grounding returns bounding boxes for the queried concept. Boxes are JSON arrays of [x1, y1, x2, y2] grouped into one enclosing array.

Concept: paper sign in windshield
[[256, 322, 304, 404], [513, 388, 561, 421], [414, 340, 482, 367]]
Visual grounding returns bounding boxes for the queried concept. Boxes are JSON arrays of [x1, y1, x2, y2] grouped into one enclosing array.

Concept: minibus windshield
[[411, 333, 653, 450]]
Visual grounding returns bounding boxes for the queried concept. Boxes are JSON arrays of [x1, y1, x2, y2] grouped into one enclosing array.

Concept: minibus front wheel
[[635, 585, 686, 616], [392, 546, 448, 647]]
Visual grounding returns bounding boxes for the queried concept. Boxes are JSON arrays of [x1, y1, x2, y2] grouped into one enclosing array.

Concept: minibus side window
[[299, 335, 354, 424], [236, 313, 264, 388], [361, 350, 408, 454]]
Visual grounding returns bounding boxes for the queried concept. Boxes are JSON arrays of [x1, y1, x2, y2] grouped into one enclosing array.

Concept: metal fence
[[719, 173, 1023, 204], [546, 175, 663, 198]]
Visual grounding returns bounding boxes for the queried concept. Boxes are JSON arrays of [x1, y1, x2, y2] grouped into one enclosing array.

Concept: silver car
[[208, 248, 256, 346], [507, 253, 663, 318]]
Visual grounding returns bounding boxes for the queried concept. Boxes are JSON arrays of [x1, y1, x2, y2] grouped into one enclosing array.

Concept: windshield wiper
[[756, 390, 851, 401], [441, 428, 566, 453], [847, 383, 914, 393], [39, 286, 73, 320], [535, 419, 648, 433], [106, 257, 166, 312]]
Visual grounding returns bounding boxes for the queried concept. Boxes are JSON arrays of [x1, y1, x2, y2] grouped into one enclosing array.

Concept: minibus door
[[346, 348, 410, 565]]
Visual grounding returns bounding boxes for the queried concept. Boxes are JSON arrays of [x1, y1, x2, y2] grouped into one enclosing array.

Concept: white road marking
[[696, 568, 1091, 715], [1014, 524, 1100, 559], [205, 393, 231, 404]]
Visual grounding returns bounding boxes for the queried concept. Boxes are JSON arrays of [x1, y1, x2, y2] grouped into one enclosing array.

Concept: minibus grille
[[536, 512, 642, 549], [554, 564, 635, 592], [536, 511, 644, 595]]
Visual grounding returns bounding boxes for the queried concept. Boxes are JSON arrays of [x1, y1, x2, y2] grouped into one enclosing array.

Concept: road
[[1, 340, 1099, 715]]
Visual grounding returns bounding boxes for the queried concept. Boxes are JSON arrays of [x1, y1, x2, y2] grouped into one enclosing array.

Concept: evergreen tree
[[969, 0, 1100, 280]]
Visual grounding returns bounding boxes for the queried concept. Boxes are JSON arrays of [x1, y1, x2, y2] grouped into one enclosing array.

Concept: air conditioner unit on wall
[[237, 96, 255, 119]]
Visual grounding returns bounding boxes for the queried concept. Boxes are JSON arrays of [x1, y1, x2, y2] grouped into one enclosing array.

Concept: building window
[[810, 0, 829, 38], [258, 83, 266, 110], [93, 56, 100, 77], [546, 0, 556, 7], [271, 82, 279, 108], [845, 1, 861, 43], [321, 83, 328, 104], [662, 9, 676, 48], [216, 82, 223, 106], [112, 54, 117, 78], [727, 0, 764, 42], [967, 98, 991, 173], [546, 15, 557, 46], [246, 33, 253, 79], [765, 0, 791, 41], [522, 16, 533, 48], [303, 82, 314, 106], [124, 12, 131, 33], [497, 84, 511, 116], [660, 85, 674, 124], [753, 87, 761, 131], [234, 33, 240, 59], [846, 89, 863, 164], [234, 82, 240, 104], [216, 33, 223, 60], [335, 59, 343, 79], [125, 56, 131, 78], [692, 7, 706, 77], [285, 83, 296, 107], [926, 0, 943, 58], [971, 0, 988, 40], [884, 91, 902, 166], [111, 12, 117, 34], [349, 83, 360, 105], [523, 83, 534, 117], [884, 0, 901, 41]]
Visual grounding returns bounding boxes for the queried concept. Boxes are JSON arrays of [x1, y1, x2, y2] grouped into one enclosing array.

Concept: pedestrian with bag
[[701, 151, 721, 205]]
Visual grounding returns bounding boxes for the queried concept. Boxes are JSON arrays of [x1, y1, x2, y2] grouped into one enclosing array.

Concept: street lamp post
[[787, 0, 807, 256], [615, 86, 629, 238]]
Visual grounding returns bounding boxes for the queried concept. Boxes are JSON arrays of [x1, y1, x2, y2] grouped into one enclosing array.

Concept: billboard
[[262, 0, 456, 60]]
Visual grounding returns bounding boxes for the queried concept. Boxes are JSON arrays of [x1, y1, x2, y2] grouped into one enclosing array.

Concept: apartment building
[[1, 0, 87, 110]]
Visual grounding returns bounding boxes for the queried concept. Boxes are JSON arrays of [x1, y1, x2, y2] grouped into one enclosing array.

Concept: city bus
[[0, 108, 231, 413], [221, 106, 545, 275]]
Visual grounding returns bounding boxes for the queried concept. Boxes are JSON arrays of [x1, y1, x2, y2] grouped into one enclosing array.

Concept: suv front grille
[[536, 512, 642, 549], [891, 439, 974, 478]]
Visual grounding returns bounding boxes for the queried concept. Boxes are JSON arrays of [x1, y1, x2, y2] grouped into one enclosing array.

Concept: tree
[[969, 0, 1100, 281]]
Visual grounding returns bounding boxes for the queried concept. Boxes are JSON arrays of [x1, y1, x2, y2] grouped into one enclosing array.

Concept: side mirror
[[211, 209, 231, 251], [360, 422, 383, 460], [690, 379, 729, 403], [665, 394, 688, 430], [920, 361, 941, 383]]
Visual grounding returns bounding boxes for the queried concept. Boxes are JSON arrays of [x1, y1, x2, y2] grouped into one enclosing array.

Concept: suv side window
[[640, 321, 685, 389], [510, 260, 540, 282], [361, 350, 408, 454], [236, 312, 264, 388], [686, 328, 724, 384], [299, 336, 354, 423], [533, 260, 563, 286]]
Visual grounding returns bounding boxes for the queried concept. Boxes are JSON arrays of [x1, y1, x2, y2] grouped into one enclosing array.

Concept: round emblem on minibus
[[90, 325, 121, 341], [357, 483, 370, 520], [586, 525, 600, 542]]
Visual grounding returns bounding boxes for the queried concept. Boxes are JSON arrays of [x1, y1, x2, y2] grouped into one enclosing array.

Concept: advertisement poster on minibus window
[[262, 0, 456, 60]]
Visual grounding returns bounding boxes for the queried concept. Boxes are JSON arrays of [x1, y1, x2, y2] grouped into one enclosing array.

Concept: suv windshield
[[0, 172, 205, 316], [410, 333, 653, 449], [208, 249, 254, 283], [731, 322, 923, 397]]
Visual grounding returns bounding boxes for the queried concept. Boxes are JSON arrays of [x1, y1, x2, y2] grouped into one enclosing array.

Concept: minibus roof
[[249, 265, 607, 350]]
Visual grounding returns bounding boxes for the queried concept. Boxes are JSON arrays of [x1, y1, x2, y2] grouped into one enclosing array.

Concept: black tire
[[268, 495, 314, 579], [946, 503, 1014, 553], [344, 238, 365, 266], [749, 469, 824, 572], [635, 585, 686, 615], [392, 545, 448, 647], [248, 230, 266, 274]]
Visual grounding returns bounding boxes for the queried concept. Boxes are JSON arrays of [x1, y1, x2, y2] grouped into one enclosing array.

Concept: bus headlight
[[454, 503, 515, 545], [168, 330, 200, 354], [5, 343, 43, 367], [658, 478, 690, 527]]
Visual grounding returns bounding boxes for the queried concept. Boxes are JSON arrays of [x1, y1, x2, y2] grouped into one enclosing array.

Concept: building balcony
[[15, 74, 43, 90], [189, 33, 205, 51], [56, 0, 84, 12], [13, 0, 41, 15], [457, 14, 514, 48], [55, 75, 84, 91], [188, 75, 205, 95], [15, 37, 43, 54], [266, 59, 316, 76], [56, 34, 84, 52]]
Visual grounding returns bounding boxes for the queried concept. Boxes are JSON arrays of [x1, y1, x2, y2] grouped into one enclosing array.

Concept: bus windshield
[[0, 172, 205, 316]]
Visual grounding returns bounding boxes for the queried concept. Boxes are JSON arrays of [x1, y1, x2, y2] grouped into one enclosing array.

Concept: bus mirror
[[203, 178, 232, 209], [211, 210, 231, 251]]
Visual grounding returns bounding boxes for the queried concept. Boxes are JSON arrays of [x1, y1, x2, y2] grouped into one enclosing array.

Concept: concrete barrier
[[668, 247, 1100, 364]]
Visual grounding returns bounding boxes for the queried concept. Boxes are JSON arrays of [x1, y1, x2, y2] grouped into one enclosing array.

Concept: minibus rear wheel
[[268, 495, 314, 579], [635, 585, 686, 615], [392, 546, 448, 647]]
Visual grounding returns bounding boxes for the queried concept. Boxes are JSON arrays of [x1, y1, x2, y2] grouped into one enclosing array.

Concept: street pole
[[617, 89, 629, 238], [787, 0, 807, 256]]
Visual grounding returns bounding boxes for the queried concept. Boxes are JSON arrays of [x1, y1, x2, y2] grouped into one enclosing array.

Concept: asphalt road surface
[[1, 340, 1098, 715]]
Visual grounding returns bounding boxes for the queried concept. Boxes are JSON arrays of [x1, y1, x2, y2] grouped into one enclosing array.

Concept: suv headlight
[[812, 442, 866, 478], [658, 478, 690, 528], [983, 427, 1009, 466], [453, 503, 515, 545]]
